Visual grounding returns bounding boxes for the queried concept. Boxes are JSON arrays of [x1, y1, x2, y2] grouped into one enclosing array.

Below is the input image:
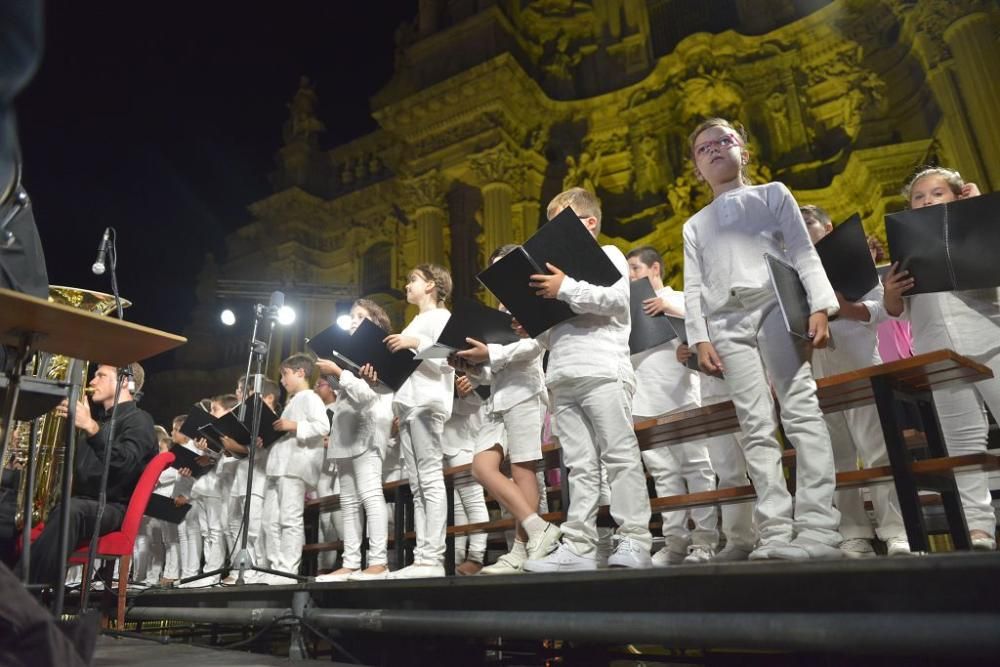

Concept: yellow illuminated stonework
[[155, 0, 999, 416]]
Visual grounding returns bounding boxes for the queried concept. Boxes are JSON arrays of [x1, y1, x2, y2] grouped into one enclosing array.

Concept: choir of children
[[127, 118, 996, 589]]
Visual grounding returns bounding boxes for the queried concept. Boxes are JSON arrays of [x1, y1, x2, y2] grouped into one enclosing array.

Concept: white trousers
[[443, 448, 489, 563], [227, 491, 264, 569], [708, 292, 840, 547], [931, 347, 1000, 534], [336, 449, 389, 568], [263, 475, 308, 574], [550, 376, 652, 557], [178, 500, 202, 578], [397, 407, 448, 564], [315, 468, 343, 570], [638, 437, 718, 547], [705, 432, 757, 549], [196, 495, 226, 574]]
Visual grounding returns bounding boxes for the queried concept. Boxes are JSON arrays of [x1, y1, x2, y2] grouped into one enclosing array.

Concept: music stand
[[0, 287, 185, 617]]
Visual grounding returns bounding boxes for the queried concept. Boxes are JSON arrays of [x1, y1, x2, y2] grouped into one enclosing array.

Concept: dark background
[[16, 0, 418, 373]]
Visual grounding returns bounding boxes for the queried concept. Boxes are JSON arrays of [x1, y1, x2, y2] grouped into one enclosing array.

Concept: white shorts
[[474, 394, 545, 464]]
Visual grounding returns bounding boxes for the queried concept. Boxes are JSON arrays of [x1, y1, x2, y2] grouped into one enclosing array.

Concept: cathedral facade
[[150, 0, 999, 422]]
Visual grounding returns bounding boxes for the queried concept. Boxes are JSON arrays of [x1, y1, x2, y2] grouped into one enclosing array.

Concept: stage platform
[[114, 552, 1000, 664]]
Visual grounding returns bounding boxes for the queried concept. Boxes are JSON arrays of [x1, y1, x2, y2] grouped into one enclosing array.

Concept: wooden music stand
[[0, 287, 185, 614]]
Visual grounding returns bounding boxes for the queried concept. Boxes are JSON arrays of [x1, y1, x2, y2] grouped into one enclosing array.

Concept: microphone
[[266, 290, 285, 319], [91, 228, 111, 275]]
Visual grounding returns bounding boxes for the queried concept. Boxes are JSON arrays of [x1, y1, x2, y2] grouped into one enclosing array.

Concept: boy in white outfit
[[170, 415, 204, 583], [313, 374, 343, 574], [682, 117, 842, 560], [523, 187, 653, 572], [801, 205, 910, 558], [134, 427, 178, 587], [262, 354, 330, 583], [626, 246, 719, 565], [884, 167, 998, 552]]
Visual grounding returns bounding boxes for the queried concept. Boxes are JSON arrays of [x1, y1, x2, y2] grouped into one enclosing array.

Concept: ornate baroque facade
[[150, 0, 999, 422]]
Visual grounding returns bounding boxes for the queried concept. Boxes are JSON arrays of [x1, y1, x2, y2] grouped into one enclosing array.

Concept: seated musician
[[17, 362, 157, 585]]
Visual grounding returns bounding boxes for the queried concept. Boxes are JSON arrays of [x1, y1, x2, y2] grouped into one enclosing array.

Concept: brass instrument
[[2, 286, 130, 525]]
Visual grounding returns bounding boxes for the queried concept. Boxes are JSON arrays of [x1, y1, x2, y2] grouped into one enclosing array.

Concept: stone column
[[470, 144, 525, 256], [401, 170, 447, 267], [944, 11, 1000, 189]]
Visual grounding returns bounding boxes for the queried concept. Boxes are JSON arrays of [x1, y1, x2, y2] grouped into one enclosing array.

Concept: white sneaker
[[523, 542, 598, 573], [314, 570, 356, 583], [650, 535, 689, 567], [885, 536, 912, 557], [347, 568, 390, 581], [387, 563, 446, 579], [261, 573, 299, 586], [839, 538, 876, 559], [607, 536, 652, 569], [970, 531, 997, 552], [682, 544, 714, 564], [712, 544, 752, 562], [479, 552, 525, 576], [525, 523, 561, 560]]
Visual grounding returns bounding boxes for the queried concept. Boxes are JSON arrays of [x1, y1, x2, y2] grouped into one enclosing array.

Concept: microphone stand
[[79, 230, 129, 613]]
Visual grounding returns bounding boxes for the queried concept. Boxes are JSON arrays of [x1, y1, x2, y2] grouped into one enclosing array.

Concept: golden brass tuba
[[3, 285, 130, 525]]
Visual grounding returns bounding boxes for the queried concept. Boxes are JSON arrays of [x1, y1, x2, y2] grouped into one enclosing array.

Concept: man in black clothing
[[18, 362, 156, 585]]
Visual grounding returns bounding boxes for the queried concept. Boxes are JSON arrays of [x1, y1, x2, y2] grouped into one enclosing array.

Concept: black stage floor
[[115, 552, 1000, 663]]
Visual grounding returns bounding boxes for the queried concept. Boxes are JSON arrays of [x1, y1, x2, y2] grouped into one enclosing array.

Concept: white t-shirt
[[631, 286, 700, 417], [393, 307, 455, 418]]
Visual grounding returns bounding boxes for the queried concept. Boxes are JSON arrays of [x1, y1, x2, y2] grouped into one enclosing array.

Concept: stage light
[[277, 305, 296, 326], [336, 314, 352, 331], [220, 308, 236, 326]]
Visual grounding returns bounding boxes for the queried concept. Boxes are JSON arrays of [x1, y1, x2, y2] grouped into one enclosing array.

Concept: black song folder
[[476, 206, 622, 337], [169, 444, 215, 478], [178, 405, 214, 442], [815, 213, 879, 302], [144, 494, 192, 524], [628, 277, 676, 355], [885, 191, 1000, 295], [765, 253, 812, 341], [665, 315, 709, 374], [416, 298, 521, 359], [308, 319, 421, 392], [238, 393, 282, 448]]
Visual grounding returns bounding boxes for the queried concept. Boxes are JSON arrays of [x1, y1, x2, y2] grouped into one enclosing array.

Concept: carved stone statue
[[283, 76, 325, 146], [634, 135, 666, 197], [564, 151, 603, 193]]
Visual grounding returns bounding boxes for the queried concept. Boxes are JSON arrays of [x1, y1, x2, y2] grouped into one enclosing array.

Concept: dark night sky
[[16, 0, 418, 372]]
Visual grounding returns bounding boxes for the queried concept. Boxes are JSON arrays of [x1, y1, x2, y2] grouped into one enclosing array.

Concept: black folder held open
[[144, 494, 192, 524], [476, 206, 622, 337], [885, 191, 1000, 295], [168, 444, 215, 478], [815, 213, 879, 302], [307, 318, 421, 392], [416, 298, 521, 360], [628, 277, 676, 355]]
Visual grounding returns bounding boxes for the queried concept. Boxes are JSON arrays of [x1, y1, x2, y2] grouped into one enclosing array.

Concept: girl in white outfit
[[315, 299, 396, 582], [385, 264, 455, 579], [682, 117, 842, 560], [883, 167, 997, 552]]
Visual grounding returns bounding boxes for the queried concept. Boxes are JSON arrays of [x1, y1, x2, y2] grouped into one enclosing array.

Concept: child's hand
[[315, 358, 342, 377], [882, 262, 914, 317], [696, 342, 724, 377], [808, 311, 830, 348], [195, 455, 213, 467], [177, 467, 192, 478], [455, 338, 489, 365], [455, 375, 474, 397], [195, 438, 209, 452], [383, 334, 419, 353], [358, 363, 379, 386], [221, 435, 243, 454], [511, 318, 529, 338], [529, 263, 565, 299], [960, 182, 981, 199], [174, 495, 189, 507], [834, 291, 871, 323], [642, 297, 682, 317], [273, 418, 297, 433], [676, 343, 692, 365]]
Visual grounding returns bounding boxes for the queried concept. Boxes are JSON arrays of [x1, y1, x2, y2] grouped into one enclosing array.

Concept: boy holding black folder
[[802, 205, 910, 557], [522, 187, 652, 572], [171, 415, 206, 584], [884, 168, 997, 551], [626, 246, 718, 565]]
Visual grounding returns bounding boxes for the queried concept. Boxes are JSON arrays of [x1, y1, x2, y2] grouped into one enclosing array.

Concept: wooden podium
[[0, 287, 185, 613]]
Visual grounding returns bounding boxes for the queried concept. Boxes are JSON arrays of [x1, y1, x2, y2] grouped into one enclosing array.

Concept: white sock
[[522, 513, 546, 540], [511, 539, 527, 558]]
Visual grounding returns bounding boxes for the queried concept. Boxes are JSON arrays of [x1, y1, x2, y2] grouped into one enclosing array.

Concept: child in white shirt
[[627, 245, 718, 565], [801, 205, 910, 557], [262, 354, 330, 583], [170, 415, 204, 583], [315, 299, 396, 582], [134, 427, 178, 586], [883, 167, 997, 551], [682, 117, 841, 560], [523, 187, 653, 572], [384, 264, 455, 579]]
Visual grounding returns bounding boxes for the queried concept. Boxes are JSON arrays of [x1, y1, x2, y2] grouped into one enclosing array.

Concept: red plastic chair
[[69, 450, 175, 628]]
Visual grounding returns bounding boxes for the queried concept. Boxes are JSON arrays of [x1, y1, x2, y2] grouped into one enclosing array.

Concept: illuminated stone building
[[151, 0, 999, 420]]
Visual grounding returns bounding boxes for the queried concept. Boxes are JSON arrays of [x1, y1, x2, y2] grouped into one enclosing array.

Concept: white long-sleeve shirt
[[152, 466, 178, 498], [630, 286, 700, 417], [898, 288, 1000, 360], [541, 244, 635, 389], [814, 283, 888, 376], [327, 370, 394, 460], [482, 338, 546, 413], [393, 307, 455, 418], [683, 182, 839, 346], [265, 388, 329, 486]]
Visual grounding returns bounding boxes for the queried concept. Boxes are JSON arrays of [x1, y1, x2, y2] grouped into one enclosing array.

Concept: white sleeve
[[337, 370, 379, 409], [295, 393, 332, 441], [487, 338, 543, 372], [773, 183, 839, 317], [554, 246, 629, 318], [682, 222, 710, 346]]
